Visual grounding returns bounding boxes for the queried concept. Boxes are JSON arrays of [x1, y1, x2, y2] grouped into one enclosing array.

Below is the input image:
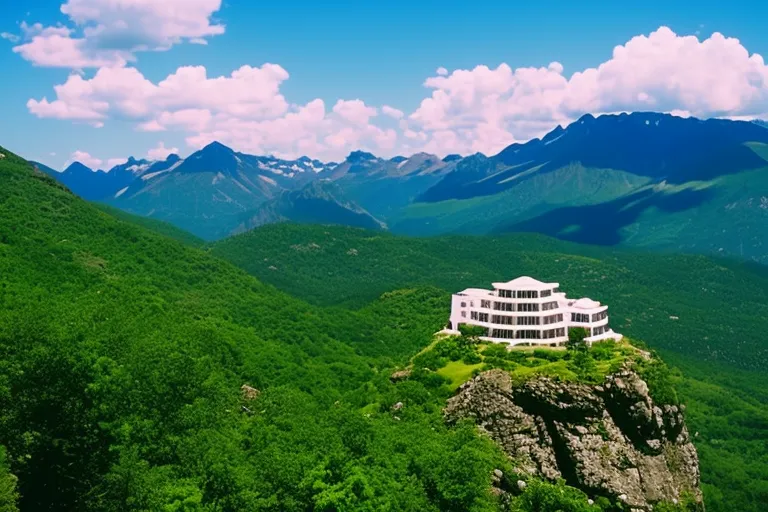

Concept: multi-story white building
[[445, 276, 621, 346]]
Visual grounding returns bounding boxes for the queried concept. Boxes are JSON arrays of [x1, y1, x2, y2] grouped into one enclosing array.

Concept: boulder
[[241, 384, 260, 400]]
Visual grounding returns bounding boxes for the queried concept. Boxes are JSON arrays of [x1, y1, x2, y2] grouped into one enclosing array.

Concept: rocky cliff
[[444, 369, 703, 511]]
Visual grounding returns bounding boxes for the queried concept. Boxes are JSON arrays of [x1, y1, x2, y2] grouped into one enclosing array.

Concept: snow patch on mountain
[[128, 163, 151, 174], [212, 172, 225, 185]]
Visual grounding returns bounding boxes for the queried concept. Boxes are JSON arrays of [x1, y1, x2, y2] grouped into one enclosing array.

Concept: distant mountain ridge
[[395, 112, 768, 264], [231, 180, 386, 235], [35, 112, 768, 263], [420, 112, 768, 202]]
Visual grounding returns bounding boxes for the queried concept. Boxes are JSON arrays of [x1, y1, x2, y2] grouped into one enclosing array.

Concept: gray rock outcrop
[[444, 369, 702, 510]]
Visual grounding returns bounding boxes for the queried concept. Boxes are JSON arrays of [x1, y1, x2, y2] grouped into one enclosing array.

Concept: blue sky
[[1, 0, 767, 169]]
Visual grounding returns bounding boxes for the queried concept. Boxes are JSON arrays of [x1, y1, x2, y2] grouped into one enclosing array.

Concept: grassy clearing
[[437, 361, 486, 390], [414, 334, 640, 390]]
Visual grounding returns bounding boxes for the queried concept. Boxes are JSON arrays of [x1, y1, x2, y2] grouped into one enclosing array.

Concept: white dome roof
[[571, 298, 601, 309], [492, 276, 558, 290]]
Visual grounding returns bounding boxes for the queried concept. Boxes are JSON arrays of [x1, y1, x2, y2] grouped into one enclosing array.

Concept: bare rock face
[[444, 369, 702, 511]]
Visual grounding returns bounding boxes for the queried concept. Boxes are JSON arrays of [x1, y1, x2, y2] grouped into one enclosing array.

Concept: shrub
[[567, 327, 590, 350], [590, 340, 617, 361], [463, 352, 482, 365], [533, 349, 564, 362], [482, 343, 509, 359]]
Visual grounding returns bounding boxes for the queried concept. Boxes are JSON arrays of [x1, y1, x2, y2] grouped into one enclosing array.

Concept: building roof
[[456, 288, 494, 297], [492, 276, 558, 290], [570, 297, 602, 309]]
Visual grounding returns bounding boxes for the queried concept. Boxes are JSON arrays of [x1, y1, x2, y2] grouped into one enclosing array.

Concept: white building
[[446, 276, 622, 346]]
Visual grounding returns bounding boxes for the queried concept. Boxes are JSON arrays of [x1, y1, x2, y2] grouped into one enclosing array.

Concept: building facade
[[445, 276, 621, 346]]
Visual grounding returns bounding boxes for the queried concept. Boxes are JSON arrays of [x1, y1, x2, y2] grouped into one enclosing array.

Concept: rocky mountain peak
[[346, 150, 377, 163], [445, 368, 702, 510], [64, 161, 93, 174], [202, 140, 233, 153]]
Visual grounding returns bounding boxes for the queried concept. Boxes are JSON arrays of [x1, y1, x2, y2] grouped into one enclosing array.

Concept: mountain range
[[37, 112, 768, 263]]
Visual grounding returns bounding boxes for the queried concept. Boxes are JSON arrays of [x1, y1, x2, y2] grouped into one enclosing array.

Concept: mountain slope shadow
[[494, 184, 716, 245]]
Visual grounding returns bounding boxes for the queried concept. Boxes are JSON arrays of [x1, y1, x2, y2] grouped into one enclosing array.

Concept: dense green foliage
[[212, 223, 768, 511], [0, 147, 646, 510], [0, 447, 18, 512], [93, 203, 206, 247], [391, 164, 648, 236]]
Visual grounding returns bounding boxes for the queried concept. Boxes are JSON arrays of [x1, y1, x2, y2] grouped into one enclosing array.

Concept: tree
[[0, 447, 19, 512], [572, 349, 597, 382], [458, 324, 487, 346], [566, 328, 590, 351]]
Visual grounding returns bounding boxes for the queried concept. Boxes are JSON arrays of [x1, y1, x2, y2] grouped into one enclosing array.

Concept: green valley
[[212, 223, 768, 512]]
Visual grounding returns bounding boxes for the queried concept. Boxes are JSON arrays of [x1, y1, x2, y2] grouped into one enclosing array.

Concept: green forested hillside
[[93, 203, 206, 247], [391, 165, 649, 235], [210, 225, 768, 371], [2, 146, 646, 511], [212, 223, 768, 512], [231, 180, 386, 236], [500, 161, 768, 264]]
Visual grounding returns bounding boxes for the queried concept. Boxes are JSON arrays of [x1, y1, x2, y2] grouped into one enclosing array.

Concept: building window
[[517, 303, 539, 312], [470, 301, 474, 307], [481, 299, 491, 308], [516, 290, 538, 299], [542, 328, 556, 339], [540, 289, 552, 298], [461, 311, 466, 318], [542, 301, 559, 311], [492, 314, 515, 325], [461, 302, 467, 308], [496, 289, 513, 298], [515, 329, 540, 339], [494, 301, 514, 312], [492, 328, 514, 339], [592, 311, 607, 322], [517, 316, 540, 326], [571, 313, 590, 323], [543, 313, 564, 325], [471, 311, 479, 320], [478, 312, 489, 322]]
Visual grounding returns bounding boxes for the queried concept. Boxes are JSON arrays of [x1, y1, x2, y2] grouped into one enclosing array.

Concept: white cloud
[[381, 105, 404, 119], [28, 63, 289, 127], [67, 150, 102, 169], [436, 67, 448, 76], [12, 22, 130, 68], [106, 157, 126, 168], [29, 64, 397, 160], [332, 99, 378, 125], [12, 0, 224, 68], [27, 26, 768, 159], [406, 26, 768, 155], [186, 98, 397, 160], [64, 151, 126, 170], [1, 32, 20, 43], [146, 142, 179, 160]]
